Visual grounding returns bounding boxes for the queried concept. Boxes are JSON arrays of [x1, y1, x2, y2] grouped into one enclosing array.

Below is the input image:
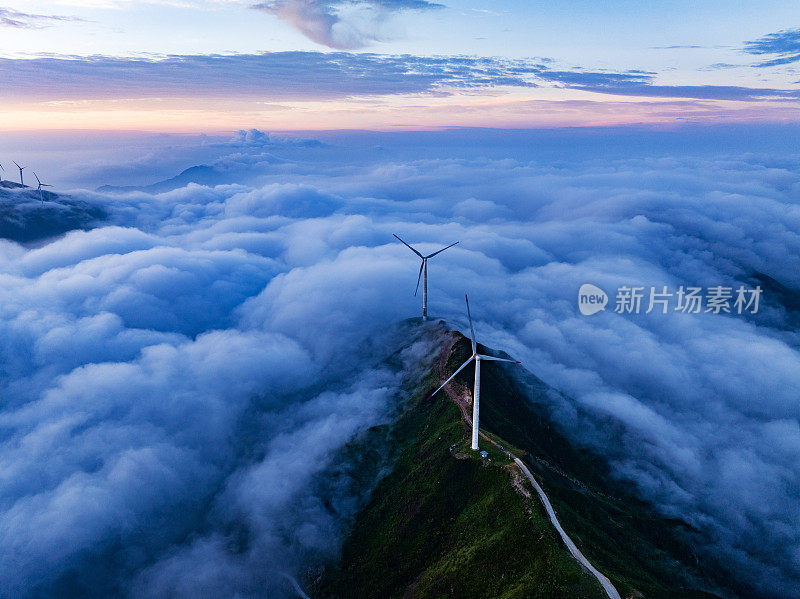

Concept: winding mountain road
[[512, 456, 622, 599], [435, 335, 621, 599]]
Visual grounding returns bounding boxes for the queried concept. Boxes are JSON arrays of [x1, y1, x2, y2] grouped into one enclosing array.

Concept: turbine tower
[[33, 173, 53, 203], [394, 234, 459, 321], [430, 294, 520, 451], [13, 161, 26, 186]]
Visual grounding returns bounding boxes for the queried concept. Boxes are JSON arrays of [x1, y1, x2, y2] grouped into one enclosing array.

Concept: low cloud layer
[[0, 127, 799, 597], [252, 0, 443, 49]]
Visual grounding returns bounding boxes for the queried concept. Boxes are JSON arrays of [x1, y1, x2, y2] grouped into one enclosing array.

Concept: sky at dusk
[[2, 4, 800, 598], [0, 1, 799, 131]]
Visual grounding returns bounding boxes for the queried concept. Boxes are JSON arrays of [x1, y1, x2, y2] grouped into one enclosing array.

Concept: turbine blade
[[425, 240, 459, 259], [393, 233, 423, 258], [34, 172, 41, 185], [429, 357, 474, 398], [414, 260, 424, 296], [13, 161, 19, 169], [465, 294, 477, 355], [476, 355, 520, 363]]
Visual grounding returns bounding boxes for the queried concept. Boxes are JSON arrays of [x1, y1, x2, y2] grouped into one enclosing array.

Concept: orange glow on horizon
[[1, 89, 799, 132]]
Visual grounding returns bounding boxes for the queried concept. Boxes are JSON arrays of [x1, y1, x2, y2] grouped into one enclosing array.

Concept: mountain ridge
[[313, 323, 732, 599], [0, 183, 105, 243]]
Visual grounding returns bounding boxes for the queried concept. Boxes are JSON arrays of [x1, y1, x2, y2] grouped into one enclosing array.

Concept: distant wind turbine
[[394, 234, 459, 321], [430, 294, 520, 451], [33, 172, 53, 203], [0, 163, 4, 182], [13, 161, 26, 186]]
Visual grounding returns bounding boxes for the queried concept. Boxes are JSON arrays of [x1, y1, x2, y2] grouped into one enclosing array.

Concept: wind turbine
[[430, 294, 520, 451], [0, 163, 4, 182], [13, 161, 26, 186], [394, 234, 459, 321], [33, 173, 53, 203]]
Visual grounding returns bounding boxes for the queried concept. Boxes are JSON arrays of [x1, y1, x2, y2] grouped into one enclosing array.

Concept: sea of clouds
[[0, 127, 798, 598]]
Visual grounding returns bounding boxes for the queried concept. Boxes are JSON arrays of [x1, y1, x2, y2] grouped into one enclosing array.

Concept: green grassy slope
[[314, 358, 607, 599], [445, 335, 729, 599], [314, 330, 729, 599]]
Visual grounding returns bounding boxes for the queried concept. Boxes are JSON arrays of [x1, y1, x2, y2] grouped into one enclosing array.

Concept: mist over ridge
[[0, 126, 798, 597]]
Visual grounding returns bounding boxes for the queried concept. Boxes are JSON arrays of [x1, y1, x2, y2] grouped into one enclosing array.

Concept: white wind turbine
[[13, 161, 26, 186], [0, 163, 4, 182], [394, 234, 459, 321], [33, 173, 53, 203], [430, 294, 520, 451]]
